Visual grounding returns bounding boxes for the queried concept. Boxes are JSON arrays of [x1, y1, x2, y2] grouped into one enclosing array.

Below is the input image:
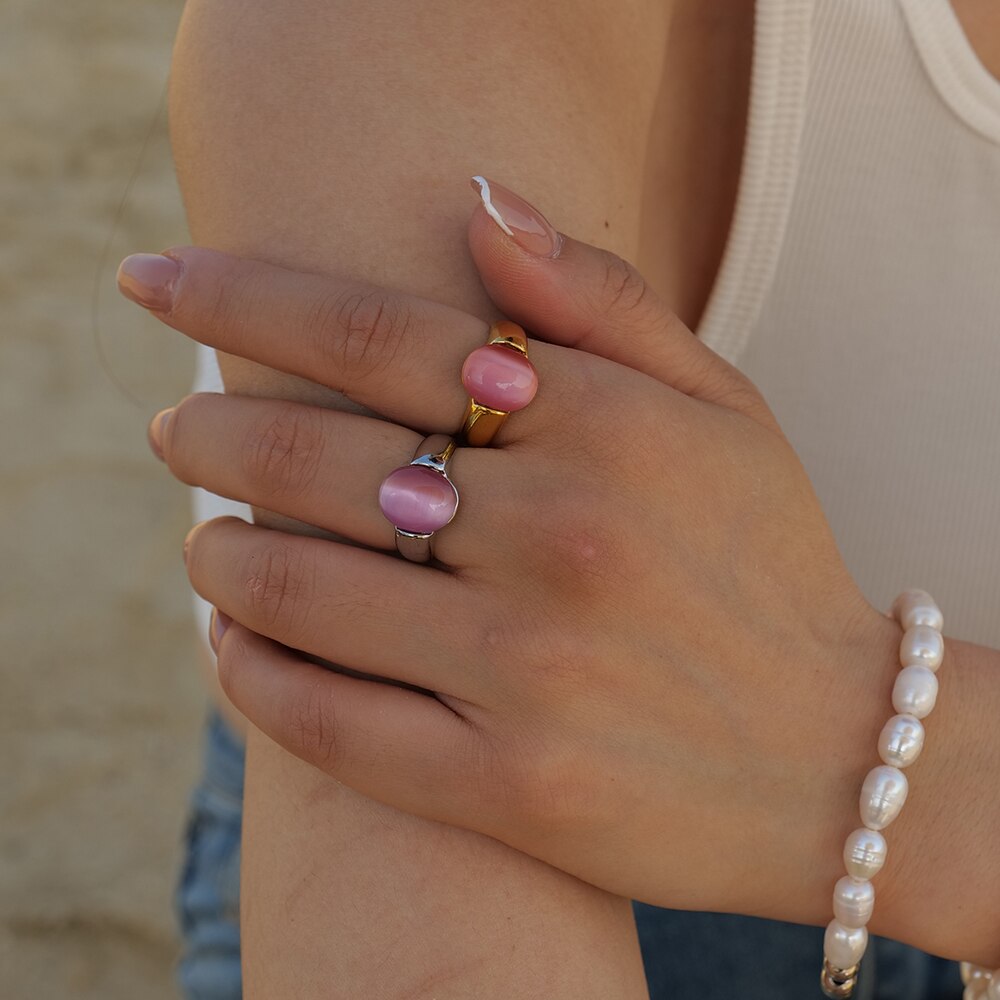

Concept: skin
[[150, 231, 889, 920], [167, 0, 681, 995], [137, 226, 1000, 964], [158, 0, 1000, 993], [952, 0, 1000, 78]]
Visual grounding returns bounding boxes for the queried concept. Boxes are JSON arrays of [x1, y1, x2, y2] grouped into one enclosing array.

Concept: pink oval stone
[[378, 465, 458, 534], [461, 344, 538, 411]]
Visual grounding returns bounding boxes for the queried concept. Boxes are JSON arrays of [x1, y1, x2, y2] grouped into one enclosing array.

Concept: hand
[[120, 185, 899, 926]]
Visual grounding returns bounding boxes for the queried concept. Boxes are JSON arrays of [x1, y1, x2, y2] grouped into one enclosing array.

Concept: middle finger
[[139, 246, 578, 441]]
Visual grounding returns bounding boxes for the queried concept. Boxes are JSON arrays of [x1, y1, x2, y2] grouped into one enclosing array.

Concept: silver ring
[[378, 434, 460, 563]]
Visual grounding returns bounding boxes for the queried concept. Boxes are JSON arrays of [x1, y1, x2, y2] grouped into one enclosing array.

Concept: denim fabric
[[176, 711, 962, 999], [633, 905, 962, 1000], [175, 710, 244, 1000]]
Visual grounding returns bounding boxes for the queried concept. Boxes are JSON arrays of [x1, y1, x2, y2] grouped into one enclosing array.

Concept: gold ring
[[460, 320, 534, 447]]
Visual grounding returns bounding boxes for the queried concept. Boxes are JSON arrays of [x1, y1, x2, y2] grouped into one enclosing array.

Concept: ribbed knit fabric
[[696, 0, 812, 361], [700, 0, 1000, 647]]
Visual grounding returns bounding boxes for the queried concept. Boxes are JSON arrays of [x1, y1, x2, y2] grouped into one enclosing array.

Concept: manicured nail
[[183, 525, 196, 565], [209, 608, 232, 654], [147, 407, 173, 461], [116, 253, 181, 312], [470, 176, 563, 258]]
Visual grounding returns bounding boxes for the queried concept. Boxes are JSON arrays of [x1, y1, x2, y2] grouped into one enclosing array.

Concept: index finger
[[117, 246, 567, 440]]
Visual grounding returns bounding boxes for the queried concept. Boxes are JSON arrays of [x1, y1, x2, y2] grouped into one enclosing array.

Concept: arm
[[143, 234, 1000, 970], [168, 1, 672, 995]]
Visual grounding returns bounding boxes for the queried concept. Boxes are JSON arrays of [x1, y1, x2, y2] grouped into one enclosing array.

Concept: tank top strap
[[696, 0, 812, 365]]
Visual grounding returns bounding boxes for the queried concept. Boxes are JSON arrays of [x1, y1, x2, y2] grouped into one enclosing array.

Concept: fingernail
[[209, 608, 232, 654], [147, 407, 173, 461], [183, 525, 196, 565], [470, 176, 563, 258], [116, 253, 181, 312]]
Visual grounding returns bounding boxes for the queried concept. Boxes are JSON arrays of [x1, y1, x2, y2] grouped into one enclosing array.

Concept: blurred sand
[[1, 1, 207, 996]]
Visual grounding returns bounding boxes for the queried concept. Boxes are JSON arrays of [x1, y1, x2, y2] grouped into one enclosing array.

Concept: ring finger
[[158, 392, 511, 567]]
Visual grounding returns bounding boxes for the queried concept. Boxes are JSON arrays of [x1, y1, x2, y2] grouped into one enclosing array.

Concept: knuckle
[[242, 404, 323, 500], [599, 251, 654, 321], [548, 522, 619, 584], [535, 357, 623, 458], [287, 678, 340, 772], [312, 287, 412, 386], [242, 539, 312, 633], [532, 486, 629, 588], [204, 267, 260, 354]]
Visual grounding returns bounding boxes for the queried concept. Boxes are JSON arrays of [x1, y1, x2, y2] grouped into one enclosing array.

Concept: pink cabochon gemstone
[[378, 465, 458, 534], [461, 344, 538, 411]]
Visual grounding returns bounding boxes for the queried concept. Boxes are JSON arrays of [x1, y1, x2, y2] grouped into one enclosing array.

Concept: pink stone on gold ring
[[460, 320, 537, 447], [378, 434, 459, 563], [461, 344, 538, 412]]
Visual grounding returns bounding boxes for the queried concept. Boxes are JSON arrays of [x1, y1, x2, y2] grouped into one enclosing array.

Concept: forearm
[[168, 0, 668, 995], [242, 732, 645, 999]]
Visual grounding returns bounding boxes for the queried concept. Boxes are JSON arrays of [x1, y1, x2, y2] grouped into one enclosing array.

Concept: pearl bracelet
[[820, 588, 944, 999], [961, 964, 1000, 1000]]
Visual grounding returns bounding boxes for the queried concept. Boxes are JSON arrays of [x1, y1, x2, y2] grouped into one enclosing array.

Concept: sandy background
[[1, 1, 206, 995]]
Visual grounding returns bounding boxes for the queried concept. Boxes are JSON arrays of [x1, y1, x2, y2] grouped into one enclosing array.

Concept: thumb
[[466, 176, 777, 430]]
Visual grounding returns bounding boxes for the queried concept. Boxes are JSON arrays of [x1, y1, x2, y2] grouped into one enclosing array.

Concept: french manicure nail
[[209, 608, 232, 654], [470, 176, 563, 258], [147, 407, 173, 461], [116, 253, 181, 312]]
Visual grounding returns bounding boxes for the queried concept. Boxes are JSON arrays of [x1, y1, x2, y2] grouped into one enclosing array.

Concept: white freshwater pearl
[[832, 876, 875, 927], [900, 625, 944, 671], [964, 966, 1000, 999], [892, 589, 944, 631], [878, 714, 925, 768], [860, 765, 909, 830], [961, 963, 994, 986], [824, 919, 869, 969], [892, 665, 939, 719], [843, 827, 888, 879]]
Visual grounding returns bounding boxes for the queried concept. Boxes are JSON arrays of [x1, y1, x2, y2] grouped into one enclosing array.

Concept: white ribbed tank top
[[193, 0, 1000, 647], [696, 0, 1000, 647]]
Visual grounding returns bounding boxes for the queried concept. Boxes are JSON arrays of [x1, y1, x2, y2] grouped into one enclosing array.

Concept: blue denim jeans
[[176, 710, 962, 999], [175, 710, 244, 1000]]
